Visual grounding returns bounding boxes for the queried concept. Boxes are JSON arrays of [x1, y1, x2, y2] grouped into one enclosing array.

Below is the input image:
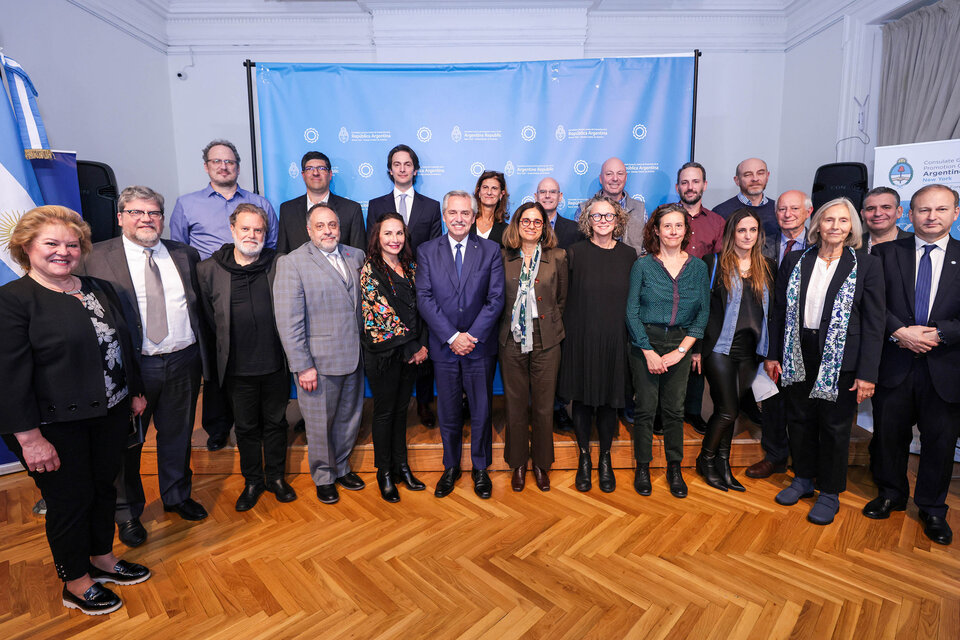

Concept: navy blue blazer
[[366, 191, 442, 255], [415, 233, 505, 362]]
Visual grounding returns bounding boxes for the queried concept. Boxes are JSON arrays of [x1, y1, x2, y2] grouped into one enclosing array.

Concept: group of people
[[1, 138, 958, 616]]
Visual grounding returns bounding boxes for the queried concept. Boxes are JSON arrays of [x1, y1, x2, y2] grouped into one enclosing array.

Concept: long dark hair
[[366, 212, 415, 280], [719, 207, 772, 300], [502, 202, 558, 250]]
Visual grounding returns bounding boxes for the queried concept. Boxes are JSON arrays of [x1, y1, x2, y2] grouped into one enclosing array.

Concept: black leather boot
[[377, 469, 400, 503], [598, 449, 615, 493], [696, 453, 728, 491], [634, 462, 651, 495], [575, 448, 592, 492], [666, 461, 688, 498], [718, 430, 745, 492]]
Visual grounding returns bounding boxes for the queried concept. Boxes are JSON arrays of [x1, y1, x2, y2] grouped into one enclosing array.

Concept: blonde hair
[[9, 206, 92, 271], [807, 197, 863, 249], [577, 195, 627, 239]]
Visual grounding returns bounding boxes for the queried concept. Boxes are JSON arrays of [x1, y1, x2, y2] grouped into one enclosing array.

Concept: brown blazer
[[499, 246, 568, 350]]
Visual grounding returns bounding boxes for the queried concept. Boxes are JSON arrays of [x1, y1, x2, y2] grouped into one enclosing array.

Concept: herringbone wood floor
[[1, 460, 958, 639]]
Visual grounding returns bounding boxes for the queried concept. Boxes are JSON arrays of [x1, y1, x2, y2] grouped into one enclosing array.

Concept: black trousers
[[572, 402, 619, 452], [871, 357, 960, 517], [760, 383, 789, 464], [365, 352, 417, 471], [3, 398, 129, 581], [702, 334, 758, 456], [784, 329, 857, 494], [415, 360, 435, 406], [631, 325, 691, 464], [224, 368, 290, 485], [201, 375, 234, 439]]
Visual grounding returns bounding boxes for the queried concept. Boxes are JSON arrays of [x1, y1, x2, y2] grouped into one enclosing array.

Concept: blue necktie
[[455, 243, 463, 280], [915, 244, 936, 326]]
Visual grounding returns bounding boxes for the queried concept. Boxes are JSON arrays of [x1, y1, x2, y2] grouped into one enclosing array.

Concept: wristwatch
[[677, 345, 687, 354]]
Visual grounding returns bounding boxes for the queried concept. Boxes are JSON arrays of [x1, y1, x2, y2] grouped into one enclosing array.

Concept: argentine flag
[[0, 56, 44, 286]]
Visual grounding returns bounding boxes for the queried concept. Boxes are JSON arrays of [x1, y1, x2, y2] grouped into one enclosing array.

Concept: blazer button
[[91, 401, 100, 408], [47, 405, 56, 412], [67, 404, 78, 411]]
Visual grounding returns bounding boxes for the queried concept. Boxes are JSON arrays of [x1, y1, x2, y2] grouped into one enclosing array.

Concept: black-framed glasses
[[122, 209, 164, 220], [303, 166, 331, 174], [589, 212, 615, 222], [519, 218, 544, 228]]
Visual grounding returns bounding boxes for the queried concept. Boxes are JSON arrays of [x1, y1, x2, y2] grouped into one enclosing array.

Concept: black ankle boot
[[696, 453, 728, 492], [634, 462, 651, 495], [598, 450, 615, 492], [717, 457, 745, 492], [377, 469, 400, 503], [575, 448, 592, 492], [666, 461, 688, 498]]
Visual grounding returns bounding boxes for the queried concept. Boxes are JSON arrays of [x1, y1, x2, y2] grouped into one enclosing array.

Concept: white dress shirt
[[915, 234, 950, 318], [121, 235, 196, 355], [319, 246, 347, 281], [393, 187, 415, 224], [803, 255, 841, 330]]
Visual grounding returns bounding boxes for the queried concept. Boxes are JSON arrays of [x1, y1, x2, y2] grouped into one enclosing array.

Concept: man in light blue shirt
[[170, 139, 278, 260]]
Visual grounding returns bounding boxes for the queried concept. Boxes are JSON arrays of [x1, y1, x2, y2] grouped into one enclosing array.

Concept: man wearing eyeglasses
[[535, 177, 585, 250], [277, 151, 366, 253], [576, 157, 646, 255], [82, 186, 213, 546], [170, 139, 278, 260]]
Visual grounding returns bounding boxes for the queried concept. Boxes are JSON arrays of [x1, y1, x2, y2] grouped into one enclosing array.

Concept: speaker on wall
[[76, 160, 119, 243], [811, 162, 869, 213]]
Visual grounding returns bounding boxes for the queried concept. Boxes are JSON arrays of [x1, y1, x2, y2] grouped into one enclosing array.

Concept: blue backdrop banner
[[256, 56, 695, 222]]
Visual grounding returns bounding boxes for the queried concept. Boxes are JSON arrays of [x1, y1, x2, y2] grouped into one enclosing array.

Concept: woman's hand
[[764, 359, 782, 384], [850, 379, 875, 404], [408, 346, 429, 365], [643, 349, 666, 375], [14, 428, 60, 473], [690, 353, 702, 374], [131, 395, 147, 416], [660, 350, 685, 370]]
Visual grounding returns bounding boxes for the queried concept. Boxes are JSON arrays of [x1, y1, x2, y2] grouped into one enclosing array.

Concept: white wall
[[0, 0, 178, 205]]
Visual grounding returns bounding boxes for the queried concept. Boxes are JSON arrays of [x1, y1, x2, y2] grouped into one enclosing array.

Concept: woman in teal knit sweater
[[626, 203, 710, 499]]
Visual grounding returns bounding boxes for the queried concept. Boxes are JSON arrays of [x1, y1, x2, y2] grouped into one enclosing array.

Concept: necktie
[[915, 244, 936, 326], [329, 251, 347, 281], [398, 193, 408, 224], [144, 248, 168, 344], [784, 238, 796, 256], [455, 243, 463, 280]]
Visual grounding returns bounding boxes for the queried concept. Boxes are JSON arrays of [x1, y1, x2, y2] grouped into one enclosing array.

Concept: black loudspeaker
[[77, 160, 119, 243], [811, 162, 869, 212]]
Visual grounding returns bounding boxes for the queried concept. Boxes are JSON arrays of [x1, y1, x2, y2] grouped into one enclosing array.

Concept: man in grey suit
[[82, 185, 213, 547], [577, 157, 646, 255], [273, 203, 366, 504]]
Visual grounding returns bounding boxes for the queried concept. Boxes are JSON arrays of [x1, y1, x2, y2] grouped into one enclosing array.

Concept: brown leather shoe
[[532, 466, 550, 492], [511, 467, 526, 492], [744, 459, 787, 479]]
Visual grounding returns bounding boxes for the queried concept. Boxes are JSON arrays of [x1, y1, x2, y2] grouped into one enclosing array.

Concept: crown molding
[[587, 13, 786, 54], [66, 0, 169, 53]]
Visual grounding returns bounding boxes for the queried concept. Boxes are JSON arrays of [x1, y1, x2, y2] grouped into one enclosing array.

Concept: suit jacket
[[273, 242, 365, 376], [277, 193, 366, 254], [416, 233, 505, 362], [873, 236, 960, 402], [862, 227, 913, 253], [499, 247, 567, 350], [367, 190, 442, 254], [0, 275, 143, 433], [196, 250, 281, 384], [81, 237, 213, 379], [767, 246, 885, 383], [553, 215, 586, 249], [762, 231, 808, 267]]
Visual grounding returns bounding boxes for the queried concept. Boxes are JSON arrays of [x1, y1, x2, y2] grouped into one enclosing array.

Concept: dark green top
[[625, 254, 710, 350]]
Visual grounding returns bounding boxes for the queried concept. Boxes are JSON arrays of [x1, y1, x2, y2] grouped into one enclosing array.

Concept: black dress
[[559, 240, 637, 408]]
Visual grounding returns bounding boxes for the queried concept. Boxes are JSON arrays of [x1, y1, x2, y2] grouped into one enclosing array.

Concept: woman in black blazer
[[0, 206, 149, 615], [471, 170, 509, 245], [697, 209, 775, 493], [765, 198, 885, 525], [360, 212, 428, 503]]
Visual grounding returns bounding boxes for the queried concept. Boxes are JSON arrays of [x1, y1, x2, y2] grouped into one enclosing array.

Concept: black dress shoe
[[472, 468, 492, 499], [666, 461, 688, 498], [293, 417, 306, 432], [575, 449, 592, 492], [62, 583, 122, 615], [417, 401, 436, 427], [744, 459, 787, 479], [336, 472, 365, 491], [206, 432, 228, 452], [396, 463, 426, 491], [919, 510, 953, 545], [377, 469, 400, 503], [862, 496, 907, 520], [162, 498, 208, 521], [315, 483, 340, 504], [266, 478, 298, 502], [685, 413, 708, 435], [235, 483, 265, 512], [634, 463, 651, 496], [117, 518, 147, 547], [89, 559, 152, 585], [597, 450, 615, 493], [435, 466, 461, 498]]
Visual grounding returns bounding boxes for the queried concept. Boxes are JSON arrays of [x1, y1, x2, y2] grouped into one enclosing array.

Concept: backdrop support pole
[[243, 59, 259, 194], [691, 49, 701, 161]]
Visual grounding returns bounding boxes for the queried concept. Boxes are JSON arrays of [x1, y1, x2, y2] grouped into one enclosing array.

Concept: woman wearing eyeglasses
[[500, 203, 567, 492], [471, 171, 510, 245], [558, 196, 637, 492]]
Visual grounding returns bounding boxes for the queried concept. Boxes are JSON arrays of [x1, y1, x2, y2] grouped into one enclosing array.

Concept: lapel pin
[[952, 261, 957, 265]]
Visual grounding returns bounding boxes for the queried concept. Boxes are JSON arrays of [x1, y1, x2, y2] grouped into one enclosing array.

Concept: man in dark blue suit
[[367, 144, 443, 426], [416, 190, 505, 499], [866, 184, 960, 545]]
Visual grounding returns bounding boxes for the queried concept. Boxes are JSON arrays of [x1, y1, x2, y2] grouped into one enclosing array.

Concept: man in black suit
[[535, 177, 585, 250], [277, 151, 366, 253], [865, 184, 960, 545], [366, 144, 443, 426], [861, 186, 913, 253], [82, 185, 213, 546]]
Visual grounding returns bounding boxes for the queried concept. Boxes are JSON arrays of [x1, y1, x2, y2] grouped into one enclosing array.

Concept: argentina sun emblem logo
[[304, 128, 319, 144], [358, 162, 374, 178], [417, 127, 432, 143], [632, 124, 647, 140], [521, 125, 536, 142], [889, 158, 913, 186]]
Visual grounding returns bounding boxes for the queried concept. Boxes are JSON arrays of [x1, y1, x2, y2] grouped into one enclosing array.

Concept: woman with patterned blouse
[[0, 206, 149, 615], [360, 212, 429, 502]]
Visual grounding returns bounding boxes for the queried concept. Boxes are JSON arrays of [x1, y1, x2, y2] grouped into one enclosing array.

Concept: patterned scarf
[[781, 246, 857, 401], [510, 243, 542, 353]]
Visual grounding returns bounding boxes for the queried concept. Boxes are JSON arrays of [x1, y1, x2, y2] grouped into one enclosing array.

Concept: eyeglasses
[[589, 213, 615, 222], [122, 209, 164, 220], [206, 158, 237, 167], [303, 166, 331, 174], [519, 218, 544, 228], [537, 189, 559, 196]]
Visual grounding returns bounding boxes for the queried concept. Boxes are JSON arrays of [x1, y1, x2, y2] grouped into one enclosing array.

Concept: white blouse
[[803, 256, 841, 330]]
